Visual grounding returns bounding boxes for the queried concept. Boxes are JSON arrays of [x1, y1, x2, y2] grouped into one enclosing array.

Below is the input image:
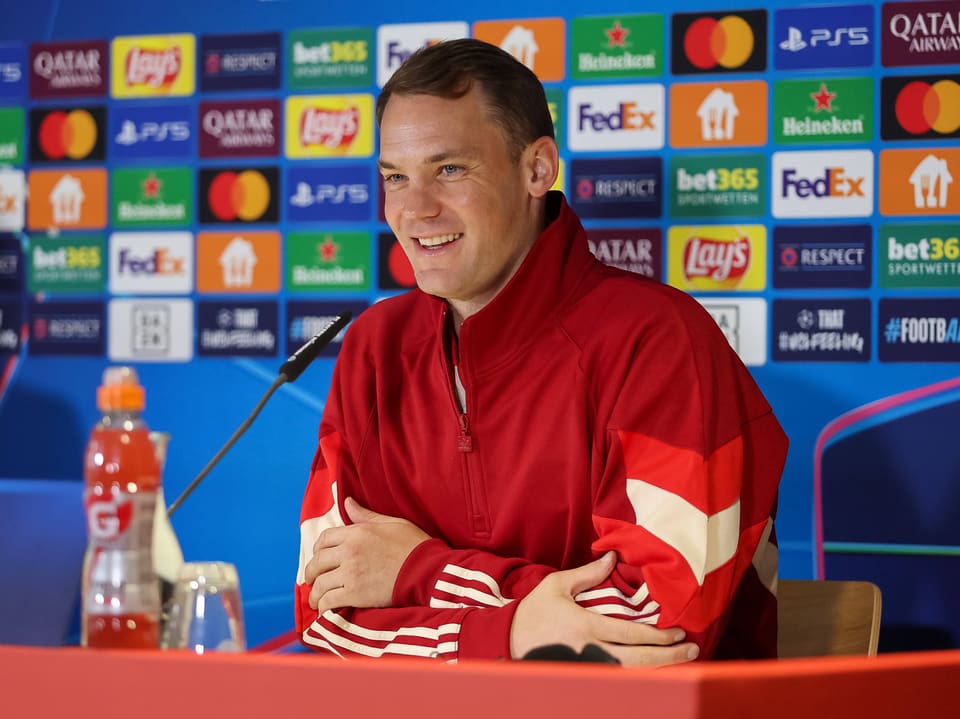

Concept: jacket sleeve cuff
[[458, 602, 521, 661], [392, 537, 453, 607]]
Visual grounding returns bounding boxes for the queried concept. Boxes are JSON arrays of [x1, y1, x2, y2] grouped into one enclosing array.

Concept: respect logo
[[667, 224, 767, 291], [671, 10, 767, 74], [881, 75, 960, 140]]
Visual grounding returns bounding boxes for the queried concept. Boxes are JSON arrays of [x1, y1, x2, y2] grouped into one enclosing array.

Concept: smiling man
[[295, 39, 788, 665]]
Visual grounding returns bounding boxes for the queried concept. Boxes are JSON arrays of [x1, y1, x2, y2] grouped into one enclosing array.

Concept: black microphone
[[166, 310, 353, 517]]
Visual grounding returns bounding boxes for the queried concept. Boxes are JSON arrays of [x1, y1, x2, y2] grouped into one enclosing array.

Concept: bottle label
[[85, 487, 155, 546], [83, 487, 159, 608]]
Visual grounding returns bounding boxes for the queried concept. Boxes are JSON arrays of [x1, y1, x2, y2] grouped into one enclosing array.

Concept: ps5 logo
[[115, 119, 190, 145], [289, 181, 369, 206], [0, 63, 21, 83], [779, 25, 869, 52]]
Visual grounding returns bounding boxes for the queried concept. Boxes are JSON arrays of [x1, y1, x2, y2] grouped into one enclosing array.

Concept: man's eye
[[384, 173, 405, 184], [440, 165, 461, 176]]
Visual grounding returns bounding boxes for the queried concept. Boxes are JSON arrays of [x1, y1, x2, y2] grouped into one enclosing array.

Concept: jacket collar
[[420, 191, 595, 375]]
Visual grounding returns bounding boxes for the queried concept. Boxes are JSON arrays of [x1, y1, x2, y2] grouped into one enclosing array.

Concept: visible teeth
[[417, 233, 461, 247]]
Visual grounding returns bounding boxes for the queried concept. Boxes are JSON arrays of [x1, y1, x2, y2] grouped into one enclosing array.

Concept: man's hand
[[306, 497, 430, 613], [510, 552, 700, 667]]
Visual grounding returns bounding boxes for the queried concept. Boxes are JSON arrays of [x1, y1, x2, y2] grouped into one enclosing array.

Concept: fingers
[[590, 615, 687, 648], [557, 551, 617, 595], [601, 640, 700, 667], [344, 496, 374, 524], [308, 570, 344, 610]]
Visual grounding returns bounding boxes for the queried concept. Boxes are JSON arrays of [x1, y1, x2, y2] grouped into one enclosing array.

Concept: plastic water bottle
[[81, 366, 161, 648]]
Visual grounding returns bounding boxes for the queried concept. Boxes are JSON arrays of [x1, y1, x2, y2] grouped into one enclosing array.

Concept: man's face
[[378, 87, 539, 320]]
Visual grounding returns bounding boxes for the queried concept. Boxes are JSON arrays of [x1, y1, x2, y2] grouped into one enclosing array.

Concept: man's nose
[[401, 180, 441, 220]]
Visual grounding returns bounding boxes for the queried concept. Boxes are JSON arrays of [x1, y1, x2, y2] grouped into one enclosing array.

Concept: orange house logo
[[196, 231, 280, 293], [473, 18, 566, 82], [670, 81, 767, 148], [111, 34, 195, 98], [28, 169, 107, 230], [880, 148, 960, 216]]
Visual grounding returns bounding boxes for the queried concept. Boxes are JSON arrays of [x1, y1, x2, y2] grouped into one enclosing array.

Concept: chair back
[[777, 579, 882, 658]]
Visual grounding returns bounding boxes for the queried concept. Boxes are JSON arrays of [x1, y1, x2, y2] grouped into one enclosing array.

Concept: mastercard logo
[[38, 110, 97, 160], [895, 80, 960, 135], [29, 107, 106, 163], [684, 16, 754, 70], [207, 170, 271, 222]]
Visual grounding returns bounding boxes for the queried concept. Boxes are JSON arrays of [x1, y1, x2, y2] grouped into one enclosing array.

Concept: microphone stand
[[166, 374, 286, 517]]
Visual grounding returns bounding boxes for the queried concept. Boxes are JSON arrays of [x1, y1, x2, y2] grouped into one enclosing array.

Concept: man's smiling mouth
[[417, 233, 463, 248]]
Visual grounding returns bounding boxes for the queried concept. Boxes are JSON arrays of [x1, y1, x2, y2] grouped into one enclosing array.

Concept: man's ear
[[524, 136, 560, 198]]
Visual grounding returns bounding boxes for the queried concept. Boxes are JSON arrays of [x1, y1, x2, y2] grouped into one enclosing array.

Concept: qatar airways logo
[[882, 2, 960, 66], [126, 47, 182, 88], [684, 236, 750, 282], [300, 106, 358, 148]]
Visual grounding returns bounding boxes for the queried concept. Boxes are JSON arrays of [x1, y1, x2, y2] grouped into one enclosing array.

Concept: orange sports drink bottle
[[81, 366, 161, 648]]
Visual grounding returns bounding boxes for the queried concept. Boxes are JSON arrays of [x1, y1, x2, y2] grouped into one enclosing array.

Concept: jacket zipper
[[444, 320, 488, 537]]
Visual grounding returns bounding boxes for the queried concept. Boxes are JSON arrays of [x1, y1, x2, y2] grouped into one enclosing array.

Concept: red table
[[2, 644, 956, 718]]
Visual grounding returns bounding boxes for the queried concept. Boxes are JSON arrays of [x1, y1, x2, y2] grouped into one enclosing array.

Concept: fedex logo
[[781, 167, 865, 198], [109, 231, 192, 294], [773, 150, 873, 218], [578, 102, 655, 132], [117, 248, 185, 275], [376, 22, 468, 87], [569, 84, 664, 151]]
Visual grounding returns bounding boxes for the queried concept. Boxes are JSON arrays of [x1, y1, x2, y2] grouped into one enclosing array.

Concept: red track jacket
[[296, 192, 788, 661]]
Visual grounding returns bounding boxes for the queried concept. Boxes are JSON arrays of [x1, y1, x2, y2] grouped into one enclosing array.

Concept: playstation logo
[[115, 120, 139, 146], [779, 26, 807, 52], [289, 181, 315, 208]]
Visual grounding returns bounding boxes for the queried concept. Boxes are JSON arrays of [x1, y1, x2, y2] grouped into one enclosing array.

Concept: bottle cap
[[97, 366, 146, 412]]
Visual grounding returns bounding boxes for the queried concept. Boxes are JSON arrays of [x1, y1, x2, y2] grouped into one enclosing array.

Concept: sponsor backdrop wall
[[1, 0, 958, 650]]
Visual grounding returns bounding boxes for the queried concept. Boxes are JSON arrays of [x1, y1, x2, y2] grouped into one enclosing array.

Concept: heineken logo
[[774, 77, 872, 144]]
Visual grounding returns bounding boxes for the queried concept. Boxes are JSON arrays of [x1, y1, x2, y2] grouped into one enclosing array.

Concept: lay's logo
[[286, 94, 373, 158], [111, 34, 195, 98], [668, 224, 767, 291], [301, 106, 358, 148], [684, 235, 750, 285]]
